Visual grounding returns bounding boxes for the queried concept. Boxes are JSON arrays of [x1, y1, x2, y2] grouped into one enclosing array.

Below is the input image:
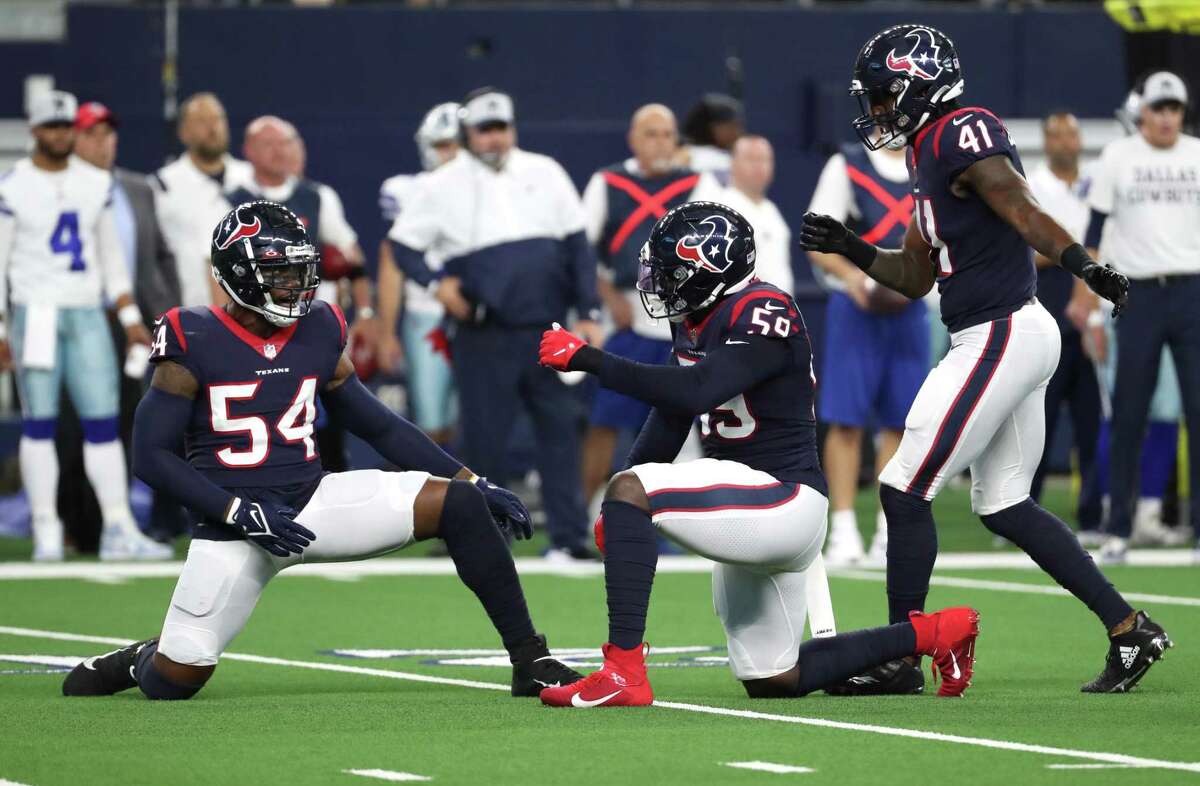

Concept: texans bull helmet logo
[[675, 214, 737, 274], [214, 205, 264, 251], [885, 27, 944, 82]]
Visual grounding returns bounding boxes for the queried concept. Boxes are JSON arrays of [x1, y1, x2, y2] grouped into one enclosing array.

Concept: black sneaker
[[824, 658, 925, 696], [509, 634, 584, 697], [62, 638, 156, 697], [1081, 611, 1173, 693]]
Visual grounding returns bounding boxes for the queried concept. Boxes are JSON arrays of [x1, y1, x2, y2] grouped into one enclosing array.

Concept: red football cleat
[[539, 642, 654, 708], [909, 607, 980, 697]]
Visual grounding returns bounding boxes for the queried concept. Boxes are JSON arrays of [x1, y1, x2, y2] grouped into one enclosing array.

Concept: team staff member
[[377, 102, 462, 449], [807, 139, 926, 565], [0, 91, 168, 562], [154, 93, 252, 308], [1026, 112, 1104, 541], [691, 135, 794, 294], [1085, 71, 1200, 559], [390, 88, 602, 559], [579, 104, 699, 504]]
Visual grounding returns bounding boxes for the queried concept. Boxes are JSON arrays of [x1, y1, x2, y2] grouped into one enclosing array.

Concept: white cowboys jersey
[[0, 156, 130, 308], [380, 171, 444, 315]]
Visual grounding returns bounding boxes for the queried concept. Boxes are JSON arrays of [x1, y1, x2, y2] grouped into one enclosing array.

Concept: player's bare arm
[[955, 155, 1130, 314], [800, 212, 936, 298], [149, 358, 199, 399]]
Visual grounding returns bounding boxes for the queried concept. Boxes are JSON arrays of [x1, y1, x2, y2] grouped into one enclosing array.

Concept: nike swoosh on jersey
[[725, 339, 749, 345], [762, 303, 786, 311], [951, 114, 975, 126], [571, 690, 623, 708], [948, 650, 961, 680]]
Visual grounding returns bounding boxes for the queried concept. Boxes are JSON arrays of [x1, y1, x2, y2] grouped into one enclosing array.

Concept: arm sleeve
[[321, 373, 465, 477], [807, 154, 856, 221], [581, 171, 608, 246], [938, 111, 1020, 184], [388, 240, 438, 288], [317, 183, 359, 252], [96, 202, 133, 301], [132, 388, 235, 522], [624, 407, 694, 469], [572, 336, 790, 416], [1083, 209, 1108, 249]]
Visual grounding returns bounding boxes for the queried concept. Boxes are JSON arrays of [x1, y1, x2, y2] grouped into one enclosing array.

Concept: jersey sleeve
[[325, 300, 349, 352], [934, 110, 1018, 184], [725, 290, 804, 341], [149, 308, 202, 380]]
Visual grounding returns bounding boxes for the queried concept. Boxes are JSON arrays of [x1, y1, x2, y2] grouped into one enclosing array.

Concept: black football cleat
[[62, 638, 156, 697], [824, 658, 925, 696], [1081, 612, 1173, 693], [509, 634, 584, 697]]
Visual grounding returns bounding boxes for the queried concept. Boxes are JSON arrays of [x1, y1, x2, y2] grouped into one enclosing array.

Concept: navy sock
[[602, 500, 659, 650], [134, 643, 203, 701], [439, 480, 536, 651], [1140, 422, 1178, 498], [795, 623, 917, 696], [880, 485, 938, 624], [980, 498, 1134, 630]]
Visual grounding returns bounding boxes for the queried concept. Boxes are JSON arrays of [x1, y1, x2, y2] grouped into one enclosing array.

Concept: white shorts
[[158, 470, 429, 666], [879, 300, 1061, 515], [630, 458, 828, 681]]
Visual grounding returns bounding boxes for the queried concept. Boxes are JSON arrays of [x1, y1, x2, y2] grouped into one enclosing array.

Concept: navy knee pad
[[135, 642, 204, 701]]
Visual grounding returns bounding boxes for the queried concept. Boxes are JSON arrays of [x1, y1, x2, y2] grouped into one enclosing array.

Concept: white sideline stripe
[[0, 549, 1193, 582], [1045, 764, 1143, 770], [4, 626, 1200, 775], [0, 779, 35, 786], [723, 761, 814, 774], [344, 769, 431, 782], [837, 570, 1200, 608]]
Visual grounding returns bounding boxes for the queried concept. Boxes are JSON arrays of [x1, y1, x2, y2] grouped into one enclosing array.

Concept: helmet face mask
[[212, 201, 321, 327], [850, 24, 964, 151], [637, 201, 756, 323]]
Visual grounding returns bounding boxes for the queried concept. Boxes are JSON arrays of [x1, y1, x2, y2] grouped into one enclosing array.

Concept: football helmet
[[637, 201, 755, 322], [415, 102, 461, 171], [211, 200, 320, 327], [850, 24, 964, 150]]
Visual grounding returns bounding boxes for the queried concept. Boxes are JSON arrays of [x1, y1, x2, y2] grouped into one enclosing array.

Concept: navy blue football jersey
[[148, 301, 348, 529], [907, 106, 1036, 332], [673, 280, 827, 494]]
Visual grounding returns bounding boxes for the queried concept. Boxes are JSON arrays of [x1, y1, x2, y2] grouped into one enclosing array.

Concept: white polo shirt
[[155, 153, 253, 307], [1088, 132, 1200, 279], [1027, 163, 1090, 242], [691, 176, 793, 295], [0, 156, 131, 310]]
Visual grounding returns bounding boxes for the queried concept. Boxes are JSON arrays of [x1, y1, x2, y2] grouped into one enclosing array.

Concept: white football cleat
[[1076, 529, 1105, 548], [1131, 512, 1191, 547], [31, 516, 64, 562], [99, 525, 174, 562], [824, 523, 865, 566], [1098, 536, 1128, 565]]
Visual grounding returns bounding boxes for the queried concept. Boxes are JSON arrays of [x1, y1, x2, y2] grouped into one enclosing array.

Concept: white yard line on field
[[344, 769, 432, 782], [836, 569, 1200, 608], [3, 625, 1199, 775], [723, 761, 814, 774], [1045, 764, 1144, 770], [0, 779, 35, 786]]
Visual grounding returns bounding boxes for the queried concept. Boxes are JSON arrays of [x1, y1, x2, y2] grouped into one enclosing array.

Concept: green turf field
[[0, 484, 1196, 786]]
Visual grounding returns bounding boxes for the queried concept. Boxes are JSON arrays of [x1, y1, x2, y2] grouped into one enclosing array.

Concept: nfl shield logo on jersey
[[264, 343, 277, 360]]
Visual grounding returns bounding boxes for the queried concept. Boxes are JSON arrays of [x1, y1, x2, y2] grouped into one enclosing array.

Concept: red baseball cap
[[75, 101, 119, 131]]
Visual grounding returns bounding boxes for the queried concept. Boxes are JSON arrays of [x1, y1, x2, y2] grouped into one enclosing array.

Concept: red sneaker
[[539, 642, 654, 708], [909, 607, 980, 697]]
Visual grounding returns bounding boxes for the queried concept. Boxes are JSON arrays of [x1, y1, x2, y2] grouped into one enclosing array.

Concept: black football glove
[[227, 498, 316, 557], [800, 212, 877, 270], [475, 477, 533, 540], [1082, 263, 1130, 318]]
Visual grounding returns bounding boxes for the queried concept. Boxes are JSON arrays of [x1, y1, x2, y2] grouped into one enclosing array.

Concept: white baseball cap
[[28, 90, 78, 127], [461, 89, 514, 128], [1142, 71, 1188, 108]]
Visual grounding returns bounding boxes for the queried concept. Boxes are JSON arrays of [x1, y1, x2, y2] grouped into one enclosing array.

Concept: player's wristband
[[117, 303, 143, 328], [1086, 310, 1104, 328], [844, 234, 878, 272], [1060, 244, 1094, 278]]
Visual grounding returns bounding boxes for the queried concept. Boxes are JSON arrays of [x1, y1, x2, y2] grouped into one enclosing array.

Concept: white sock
[[83, 439, 134, 529], [830, 509, 858, 536], [20, 436, 60, 544], [875, 509, 888, 540]]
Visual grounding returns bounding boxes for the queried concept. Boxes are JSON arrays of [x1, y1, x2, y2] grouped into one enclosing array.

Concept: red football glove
[[538, 322, 587, 371]]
